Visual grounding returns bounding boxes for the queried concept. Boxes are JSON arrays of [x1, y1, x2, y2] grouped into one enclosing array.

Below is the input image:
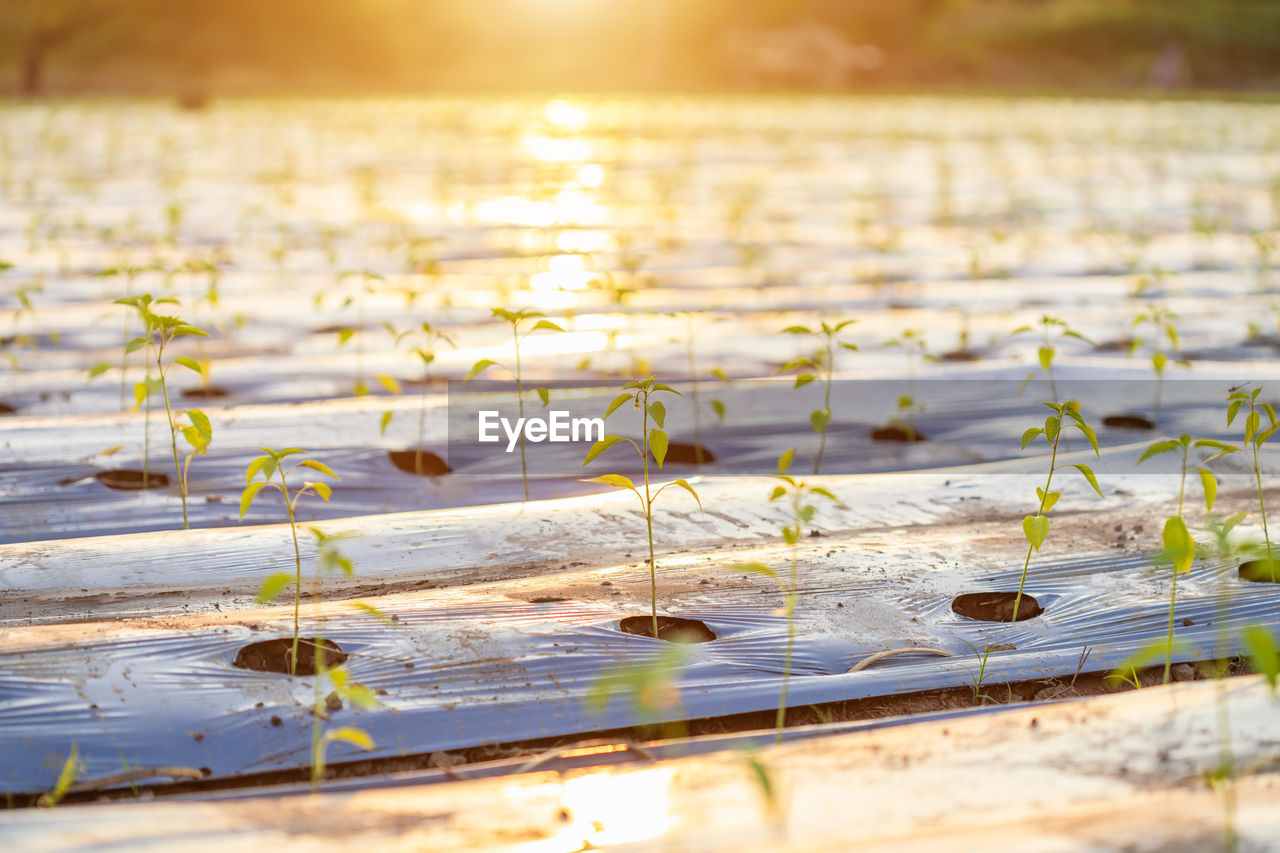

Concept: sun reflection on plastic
[[516, 766, 675, 852]]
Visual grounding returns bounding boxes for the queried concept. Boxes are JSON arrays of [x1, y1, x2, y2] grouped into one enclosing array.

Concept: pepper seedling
[[240, 448, 339, 674], [468, 307, 564, 500], [1014, 401, 1105, 622], [780, 318, 858, 474], [581, 377, 702, 640]]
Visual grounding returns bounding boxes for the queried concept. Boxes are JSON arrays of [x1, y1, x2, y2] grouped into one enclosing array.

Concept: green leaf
[[466, 358, 499, 379], [732, 562, 779, 581], [257, 572, 293, 603], [325, 727, 374, 750], [379, 410, 393, 435], [648, 400, 666, 429], [125, 337, 148, 354], [181, 425, 207, 452], [1069, 463, 1104, 497], [604, 393, 634, 418], [649, 428, 669, 468], [246, 455, 276, 483], [782, 525, 799, 546], [1037, 345, 1054, 371], [88, 361, 112, 379], [1241, 625, 1278, 693], [768, 485, 786, 501], [1138, 440, 1179, 464], [583, 473, 637, 491], [299, 459, 338, 480], [778, 449, 795, 474], [1043, 415, 1060, 443], [710, 398, 726, 421], [337, 328, 356, 346], [810, 408, 830, 434], [1162, 516, 1194, 575], [376, 374, 402, 395], [1191, 467, 1216, 513], [1020, 428, 1042, 449], [344, 684, 379, 710], [669, 478, 703, 511], [187, 410, 212, 442], [651, 383, 682, 396], [240, 481, 267, 519], [133, 380, 150, 409], [536, 387, 550, 406], [174, 356, 202, 374], [583, 435, 631, 466], [351, 601, 393, 622], [1075, 421, 1100, 454], [794, 373, 814, 389], [1023, 514, 1049, 550], [782, 325, 812, 335], [531, 319, 565, 333], [308, 481, 333, 502], [810, 486, 841, 505]]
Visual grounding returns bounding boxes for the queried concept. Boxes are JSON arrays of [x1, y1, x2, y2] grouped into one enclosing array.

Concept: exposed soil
[[1238, 558, 1280, 583], [233, 637, 347, 675], [181, 386, 230, 399], [871, 424, 927, 442], [93, 469, 170, 490], [0, 402, 16, 415], [660, 442, 717, 465], [388, 449, 451, 477], [939, 350, 981, 362], [952, 592, 1042, 622], [619, 614, 717, 642], [1103, 414, 1155, 430]]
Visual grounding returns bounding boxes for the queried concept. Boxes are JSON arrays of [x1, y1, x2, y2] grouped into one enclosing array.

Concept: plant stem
[[280, 466, 302, 675], [686, 316, 705, 464], [776, 498, 800, 742], [310, 563, 325, 792], [1012, 430, 1058, 622], [416, 367, 428, 476], [1164, 452, 1188, 684], [155, 342, 189, 529], [813, 336, 833, 475], [514, 323, 529, 501], [641, 389, 657, 639], [1252, 435, 1271, 554]]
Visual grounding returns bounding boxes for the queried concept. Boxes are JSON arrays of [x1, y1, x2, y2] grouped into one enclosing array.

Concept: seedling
[[1137, 433, 1235, 681], [1128, 303, 1189, 425], [336, 270, 386, 396], [780, 319, 858, 474], [1241, 625, 1279, 694], [581, 377, 702, 639], [958, 640, 997, 706], [92, 264, 160, 410], [37, 745, 80, 808], [240, 448, 339, 673], [1226, 385, 1277, 571], [1011, 315, 1092, 399], [113, 295, 212, 527], [586, 644, 689, 741], [679, 311, 728, 464], [732, 450, 841, 740], [882, 328, 936, 439], [468, 308, 564, 500], [381, 321, 456, 475], [1013, 401, 1105, 621]]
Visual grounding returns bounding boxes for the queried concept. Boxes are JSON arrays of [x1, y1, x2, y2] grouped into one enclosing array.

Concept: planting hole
[[619, 615, 716, 643], [389, 450, 451, 477], [1238, 559, 1280, 583], [1103, 414, 1154, 430], [940, 350, 980, 362], [871, 425, 927, 443], [658, 442, 716, 465], [0, 402, 16, 415], [233, 638, 347, 675], [95, 470, 170, 490], [952, 592, 1042, 622], [182, 387, 230, 399]]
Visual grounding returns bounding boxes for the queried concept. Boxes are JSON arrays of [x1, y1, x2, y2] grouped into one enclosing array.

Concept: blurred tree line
[[0, 0, 1276, 95]]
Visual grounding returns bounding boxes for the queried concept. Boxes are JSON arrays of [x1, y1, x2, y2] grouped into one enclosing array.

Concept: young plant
[[958, 640, 997, 706], [581, 377, 702, 639], [1226, 385, 1277, 573], [679, 311, 729, 465], [732, 450, 841, 741], [1128, 303, 1188, 425], [114, 295, 211, 527], [780, 319, 858, 474], [586, 644, 689, 741], [1137, 433, 1236, 681], [37, 745, 81, 808], [1011, 314, 1092, 399], [1014, 401, 1105, 622], [882, 328, 936, 439], [381, 321, 456, 475], [467, 308, 564, 500], [92, 263, 159, 410], [240, 448, 339, 674], [336, 270, 385, 396]]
